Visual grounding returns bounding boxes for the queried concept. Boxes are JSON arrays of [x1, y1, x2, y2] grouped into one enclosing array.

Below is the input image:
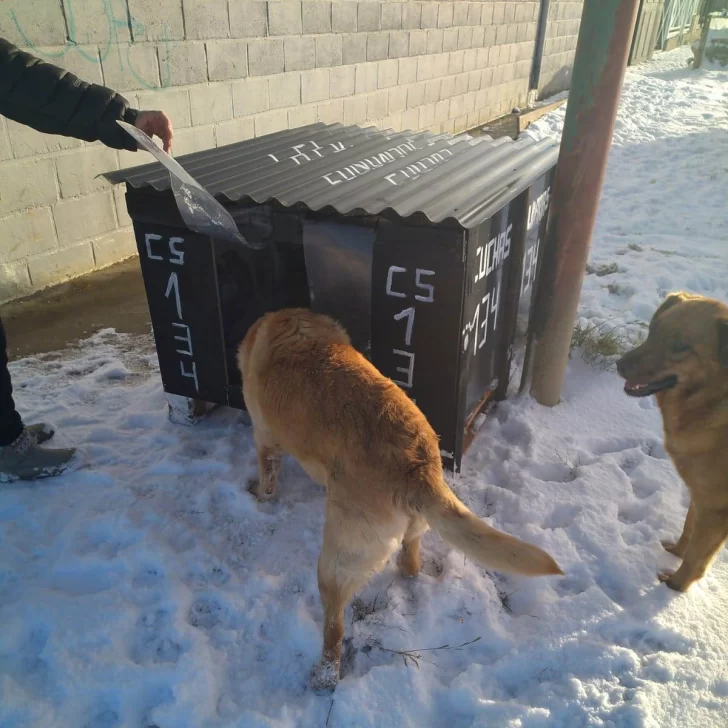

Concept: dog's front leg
[[249, 433, 282, 501], [659, 507, 728, 591], [662, 502, 694, 558]]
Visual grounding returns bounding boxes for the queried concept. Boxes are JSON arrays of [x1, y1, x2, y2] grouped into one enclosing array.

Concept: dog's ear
[[718, 319, 728, 369], [654, 292, 689, 320]]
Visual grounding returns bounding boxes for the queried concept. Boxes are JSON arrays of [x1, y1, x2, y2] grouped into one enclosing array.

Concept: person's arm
[[0, 38, 172, 152]]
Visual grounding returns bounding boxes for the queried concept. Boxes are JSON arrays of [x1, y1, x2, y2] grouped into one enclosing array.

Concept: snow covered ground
[[1, 47, 727, 727]]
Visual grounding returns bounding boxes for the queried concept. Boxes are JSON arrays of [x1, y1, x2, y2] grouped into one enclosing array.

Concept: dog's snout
[[616, 356, 628, 378]]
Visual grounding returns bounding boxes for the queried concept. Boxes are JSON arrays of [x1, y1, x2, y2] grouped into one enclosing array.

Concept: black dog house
[[106, 122, 558, 473]]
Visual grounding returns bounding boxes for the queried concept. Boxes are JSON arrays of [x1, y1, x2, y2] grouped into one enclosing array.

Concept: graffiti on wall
[[5, 0, 171, 89]]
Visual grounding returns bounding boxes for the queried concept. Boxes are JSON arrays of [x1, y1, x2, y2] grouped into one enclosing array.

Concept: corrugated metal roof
[[105, 122, 558, 229]]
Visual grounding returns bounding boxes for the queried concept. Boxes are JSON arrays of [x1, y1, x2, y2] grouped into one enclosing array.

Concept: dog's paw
[[658, 570, 689, 592], [310, 660, 339, 693], [661, 540, 685, 558], [247, 478, 276, 501]]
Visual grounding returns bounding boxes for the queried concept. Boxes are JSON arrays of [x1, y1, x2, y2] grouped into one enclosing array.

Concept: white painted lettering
[[392, 349, 415, 388], [386, 266, 407, 298], [145, 233, 163, 261]]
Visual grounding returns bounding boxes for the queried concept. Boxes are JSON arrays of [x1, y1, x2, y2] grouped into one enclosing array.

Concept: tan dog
[[617, 292, 728, 592], [238, 308, 562, 690]]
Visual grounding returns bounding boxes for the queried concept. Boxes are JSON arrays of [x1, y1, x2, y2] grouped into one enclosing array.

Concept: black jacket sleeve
[[0, 38, 139, 151]]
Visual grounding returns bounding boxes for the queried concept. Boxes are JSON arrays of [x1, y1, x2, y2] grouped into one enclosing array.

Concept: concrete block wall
[[537, 0, 582, 97], [0, 1, 582, 302]]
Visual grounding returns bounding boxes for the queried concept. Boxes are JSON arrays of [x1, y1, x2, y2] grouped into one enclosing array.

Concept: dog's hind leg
[[398, 516, 429, 578], [662, 502, 694, 558], [311, 500, 402, 691], [249, 429, 283, 501], [659, 507, 728, 591]]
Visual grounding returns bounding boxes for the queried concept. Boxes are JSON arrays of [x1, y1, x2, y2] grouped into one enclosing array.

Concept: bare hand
[[135, 110, 174, 153]]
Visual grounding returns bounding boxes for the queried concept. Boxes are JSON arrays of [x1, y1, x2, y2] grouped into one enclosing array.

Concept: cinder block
[[355, 64, 378, 94], [419, 102, 436, 129], [496, 26, 508, 45], [316, 99, 344, 124], [0, 2, 66, 46], [316, 35, 343, 67], [417, 55, 435, 81], [172, 125, 216, 156], [190, 84, 234, 125], [53, 191, 117, 246], [114, 187, 132, 228], [28, 243, 95, 290], [0, 207, 57, 264], [101, 43, 160, 92], [468, 69, 482, 93], [0, 116, 12, 162], [482, 66, 494, 87], [61, 0, 131, 44], [378, 59, 399, 89], [233, 77, 270, 116], [484, 25, 497, 47], [215, 117, 256, 146], [399, 57, 418, 84], [481, 3, 494, 26], [6, 119, 81, 160], [367, 90, 389, 119], [342, 34, 368, 65], [381, 3, 403, 30], [159, 42, 208, 86], [408, 29, 427, 56], [333, 3, 358, 32], [358, 3, 381, 31], [455, 73, 468, 95], [401, 108, 418, 130], [507, 25, 518, 44], [302, 69, 330, 103], [407, 81, 425, 109], [344, 95, 368, 125], [184, 0, 230, 39], [255, 110, 289, 137], [443, 28, 459, 52], [440, 75, 456, 99], [269, 73, 302, 109], [432, 54, 449, 77], [288, 104, 318, 129], [493, 4, 506, 24], [330, 66, 356, 98], [0, 158, 57, 216], [128, 0, 184, 41], [367, 33, 389, 62], [285, 37, 316, 71], [137, 88, 191, 130], [389, 86, 407, 114], [424, 78, 440, 103], [230, 1, 268, 38], [388, 31, 409, 58], [434, 99, 449, 122], [303, 2, 333, 33], [504, 3, 517, 24], [426, 29, 444, 54], [93, 230, 137, 269], [402, 3, 422, 29], [56, 146, 119, 200], [0, 261, 32, 303], [420, 4, 439, 29], [466, 111, 479, 129], [437, 4, 454, 28], [467, 3, 481, 26], [458, 27, 473, 50], [248, 40, 285, 76], [207, 40, 249, 82], [269, 2, 303, 35], [472, 25, 485, 48], [463, 48, 477, 72], [453, 3, 469, 26]]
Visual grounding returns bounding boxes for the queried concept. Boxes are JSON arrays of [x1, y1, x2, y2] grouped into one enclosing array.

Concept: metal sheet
[[106, 122, 559, 230]]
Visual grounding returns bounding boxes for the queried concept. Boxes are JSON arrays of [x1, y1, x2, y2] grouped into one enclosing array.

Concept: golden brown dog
[[238, 308, 562, 690], [617, 292, 728, 592]]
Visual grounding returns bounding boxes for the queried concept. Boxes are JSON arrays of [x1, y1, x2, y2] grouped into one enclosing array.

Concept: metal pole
[[529, 0, 641, 407]]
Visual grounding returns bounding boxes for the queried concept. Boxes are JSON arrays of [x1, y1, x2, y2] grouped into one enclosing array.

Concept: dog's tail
[[422, 482, 563, 577]]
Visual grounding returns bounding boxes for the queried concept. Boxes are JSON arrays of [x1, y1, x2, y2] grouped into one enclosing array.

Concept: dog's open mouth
[[623, 375, 677, 397]]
